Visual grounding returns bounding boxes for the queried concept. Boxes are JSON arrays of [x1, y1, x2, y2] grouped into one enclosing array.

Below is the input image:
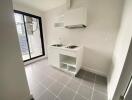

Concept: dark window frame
[[14, 10, 45, 62]]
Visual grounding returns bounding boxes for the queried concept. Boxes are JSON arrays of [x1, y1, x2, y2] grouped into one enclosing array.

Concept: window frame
[[14, 10, 45, 62]]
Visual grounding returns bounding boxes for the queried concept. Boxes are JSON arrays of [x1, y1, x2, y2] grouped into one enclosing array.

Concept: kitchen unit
[[48, 44, 83, 75], [64, 7, 87, 28]]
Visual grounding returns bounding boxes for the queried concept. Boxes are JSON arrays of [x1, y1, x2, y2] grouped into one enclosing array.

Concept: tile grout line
[[72, 71, 89, 100], [78, 87, 90, 100], [90, 75, 96, 100], [83, 72, 94, 100], [36, 72, 60, 98], [72, 78, 82, 100], [29, 67, 106, 100], [41, 73, 73, 100], [78, 72, 86, 92], [33, 81, 49, 99], [33, 85, 46, 99], [36, 69, 73, 100], [35, 65, 59, 82], [46, 82, 58, 97], [39, 81, 58, 99], [55, 76, 73, 99], [94, 89, 107, 96]]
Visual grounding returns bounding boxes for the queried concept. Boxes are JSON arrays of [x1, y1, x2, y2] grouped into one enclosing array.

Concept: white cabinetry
[[48, 46, 60, 68], [48, 45, 83, 75], [64, 7, 87, 28]]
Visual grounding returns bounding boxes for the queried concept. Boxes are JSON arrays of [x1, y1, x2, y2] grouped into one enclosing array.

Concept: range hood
[[65, 24, 86, 29], [64, 7, 87, 29]]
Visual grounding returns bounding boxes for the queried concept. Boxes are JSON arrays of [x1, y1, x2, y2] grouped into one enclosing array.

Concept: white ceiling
[[13, 0, 66, 11]]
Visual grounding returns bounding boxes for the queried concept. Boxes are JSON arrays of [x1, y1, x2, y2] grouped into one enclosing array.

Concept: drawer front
[[60, 50, 76, 57]]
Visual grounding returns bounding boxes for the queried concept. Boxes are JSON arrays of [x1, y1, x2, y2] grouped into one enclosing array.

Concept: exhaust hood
[[64, 7, 87, 29]]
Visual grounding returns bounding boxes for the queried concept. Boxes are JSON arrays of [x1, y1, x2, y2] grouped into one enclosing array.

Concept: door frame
[[14, 10, 45, 62], [113, 39, 132, 100]]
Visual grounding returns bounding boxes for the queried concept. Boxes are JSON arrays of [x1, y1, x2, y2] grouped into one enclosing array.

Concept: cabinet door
[[48, 47, 59, 67]]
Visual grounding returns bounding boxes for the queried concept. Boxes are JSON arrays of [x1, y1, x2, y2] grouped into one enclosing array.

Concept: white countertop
[[48, 44, 82, 51]]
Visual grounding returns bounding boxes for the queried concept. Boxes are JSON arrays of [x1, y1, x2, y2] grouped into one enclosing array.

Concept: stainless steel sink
[[66, 45, 78, 49], [51, 44, 63, 47]]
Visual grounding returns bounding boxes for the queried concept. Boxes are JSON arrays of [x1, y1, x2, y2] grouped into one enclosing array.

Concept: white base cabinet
[[48, 45, 83, 75], [48, 46, 60, 68]]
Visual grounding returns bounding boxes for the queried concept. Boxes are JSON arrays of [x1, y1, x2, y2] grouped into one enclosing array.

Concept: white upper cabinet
[[64, 7, 87, 28]]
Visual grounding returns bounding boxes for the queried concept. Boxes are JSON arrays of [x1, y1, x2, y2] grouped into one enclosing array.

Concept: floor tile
[[57, 74, 72, 85], [25, 59, 108, 100], [66, 78, 81, 92], [32, 84, 46, 99], [34, 73, 47, 82], [78, 84, 93, 100], [38, 90, 56, 100], [95, 76, 107, 84], [49, 81, 64, 96], [94, 76, 107, 93], [57, 87, 75, 100], [41, 76, 56, 88], [28, 78, 40, 92], [92, 91, 107, 100], [81, 78, 94, 89], [76, 69, 86, 79], [55, 97, 60, 100], [84, 71, 96, 81], [49, 70, 63, 81], [74, 93, 87, 100]]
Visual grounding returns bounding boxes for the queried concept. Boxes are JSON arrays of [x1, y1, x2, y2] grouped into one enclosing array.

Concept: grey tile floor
[[25, 59, 107, 100]]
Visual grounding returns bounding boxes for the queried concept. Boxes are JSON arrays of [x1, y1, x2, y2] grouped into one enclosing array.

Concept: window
[[14, 10, 45, 62]]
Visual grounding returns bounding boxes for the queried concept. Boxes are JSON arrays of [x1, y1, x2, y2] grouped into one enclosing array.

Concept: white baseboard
[[82, 66, 107, 77]]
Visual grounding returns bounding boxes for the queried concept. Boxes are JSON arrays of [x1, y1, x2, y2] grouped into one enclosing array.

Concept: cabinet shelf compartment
[[60, 54, 76, 67], [68, 65, 76, 74], [60, 63, 67, 71]]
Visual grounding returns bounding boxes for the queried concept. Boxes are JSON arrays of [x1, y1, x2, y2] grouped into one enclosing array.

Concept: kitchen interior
[[7, 0, 132, 100]]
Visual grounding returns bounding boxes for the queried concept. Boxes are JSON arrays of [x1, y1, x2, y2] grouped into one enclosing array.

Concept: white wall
[[107, 0, 132, 99], [0, 0, 30, 100], [13, 2, 48, 59], [113, 40, 132, 100], [44, 0, 124, 76]]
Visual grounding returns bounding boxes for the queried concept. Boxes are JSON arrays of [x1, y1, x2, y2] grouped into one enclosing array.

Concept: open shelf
[[60, 54, 77, 75], [60, 63, 67, 70], [68, 65, 76, 73], [60, 64, 76, 75], [48, 44, 82, 76], [60, 54, 76, 67]]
